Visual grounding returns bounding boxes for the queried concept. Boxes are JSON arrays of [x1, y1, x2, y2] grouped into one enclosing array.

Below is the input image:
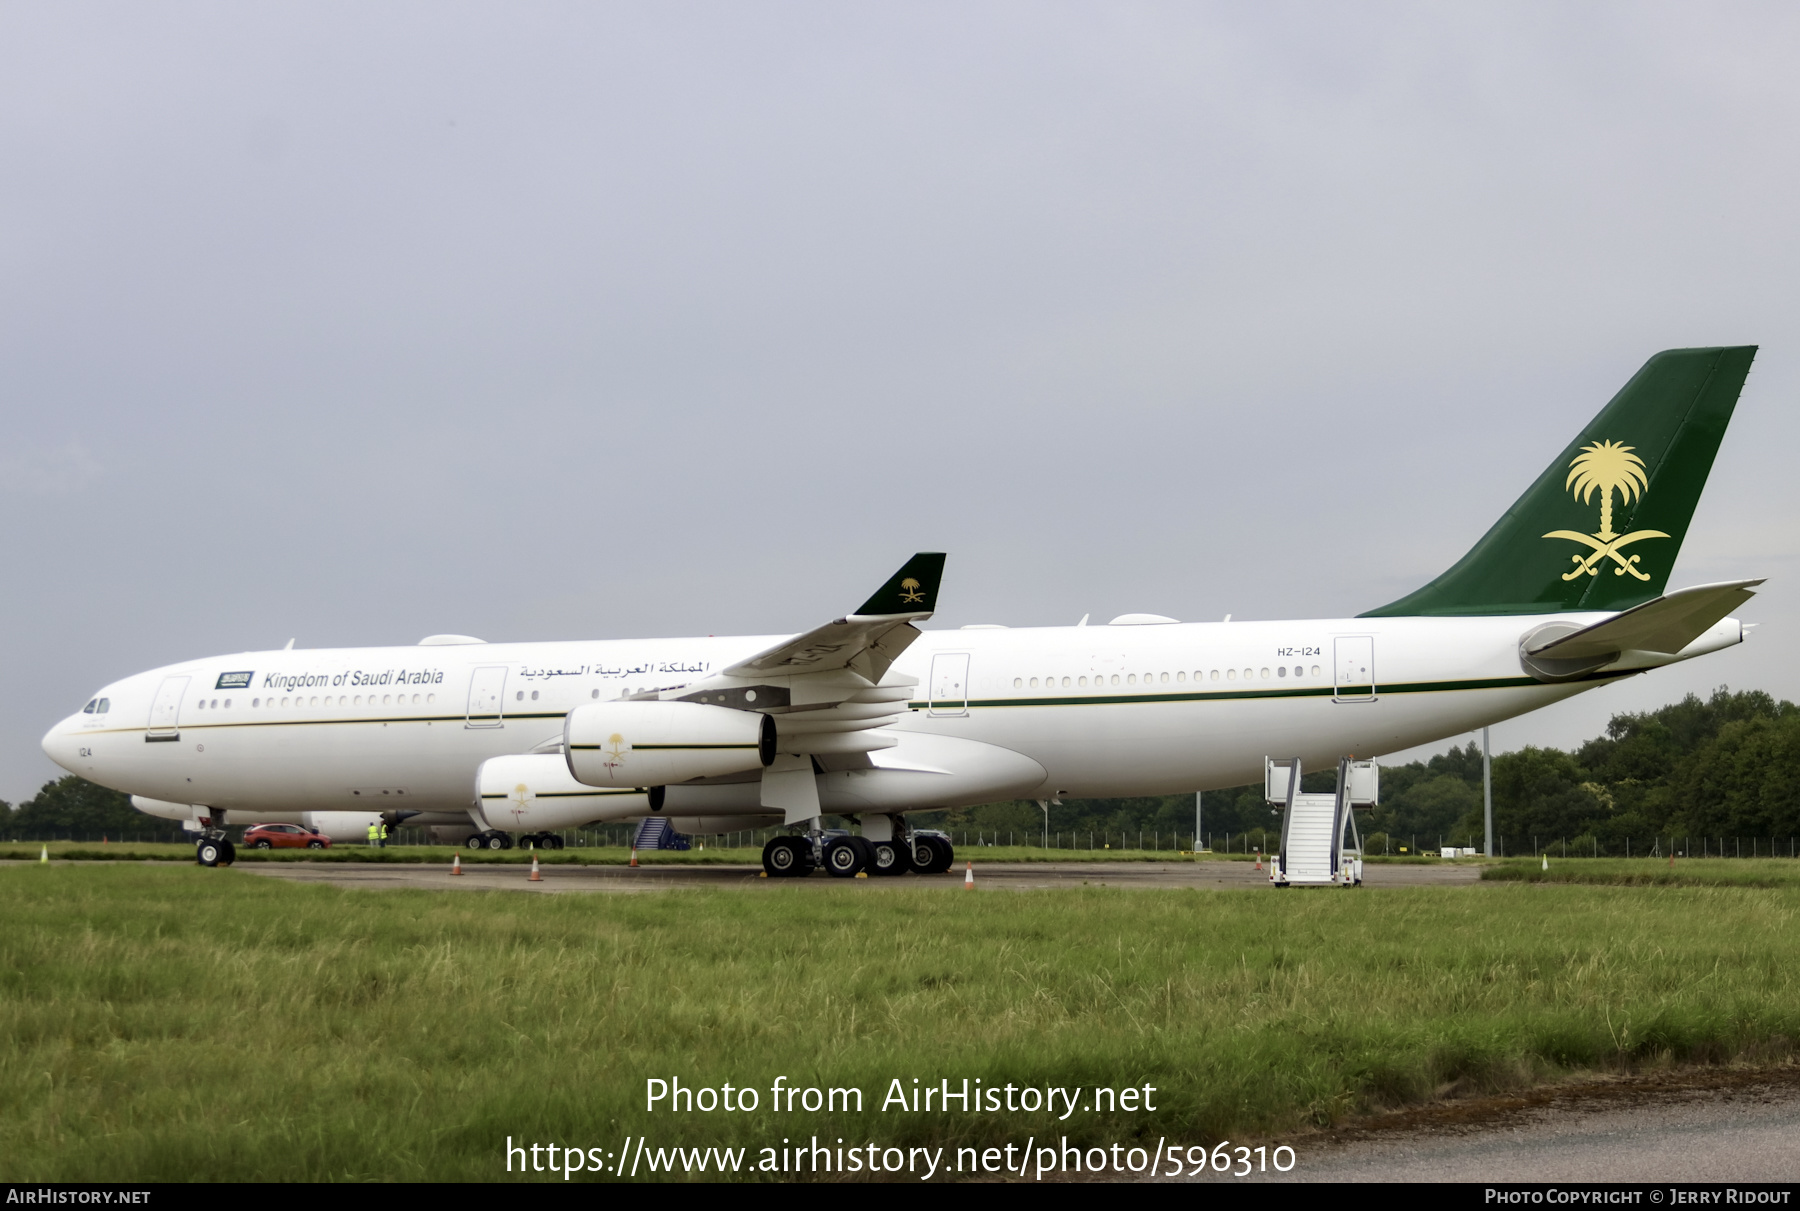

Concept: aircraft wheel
[[914, 835, 954, 875], [823, 836, 869, 878], [196, 840, 223, 867], [218, 839, 236, 866], [762, 836, 809, 878], [869, 840, 911, 876], [544, 835, 565, 851], [484, 833, 508, 851], [465, 834, 486, 851]]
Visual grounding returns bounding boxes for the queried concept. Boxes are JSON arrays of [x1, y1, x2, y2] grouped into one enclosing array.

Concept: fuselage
[[41, 610, 1744, 823]]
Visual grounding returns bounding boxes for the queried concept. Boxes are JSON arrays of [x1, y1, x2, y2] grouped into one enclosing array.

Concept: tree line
[[0, 776, 186, 842]]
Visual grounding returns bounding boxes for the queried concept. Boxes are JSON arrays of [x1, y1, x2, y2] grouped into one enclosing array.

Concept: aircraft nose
[[41, 719, 80, 775]]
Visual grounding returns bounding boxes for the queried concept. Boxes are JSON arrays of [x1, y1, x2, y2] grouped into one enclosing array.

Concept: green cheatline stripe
[[85, 670, 1636, 738], [95, 711, 572, 736], [569, 743, 757, 752], [907, 670, 1629, 711], [480, 790, 640, 800]]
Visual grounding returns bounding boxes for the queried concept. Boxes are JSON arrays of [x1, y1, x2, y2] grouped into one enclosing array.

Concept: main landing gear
[[759, 824, 956, 878], [463, 831, 563, 851]]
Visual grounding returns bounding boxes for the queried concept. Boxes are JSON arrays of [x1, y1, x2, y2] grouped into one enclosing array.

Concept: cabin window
[[516, 691, 524, 701], [428, 694, 436, 704], [1209, 670, 1218, 681], [223, 699, 231, 708], [1160, 672, 1170, 683], [1259, 669, 1270, 679], [1311, 665, 1322, 677], [1014, 678, 1023, 688], [1062, 676, 1071, 688], [1176, 671, 1186, 682], [530, 690, 539, 701], [591, 689, 599, 699], [252, 698, 260, 708], [1078, 676, 1087, 687], [1277, 666, 1286, 678], [1029, 677, 1039, 688], [1110, 674, 1120, 685], [1226, 670, 1236, 681]]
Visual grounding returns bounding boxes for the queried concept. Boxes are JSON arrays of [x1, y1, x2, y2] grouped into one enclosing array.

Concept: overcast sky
[[3, 2, 1797, 801]]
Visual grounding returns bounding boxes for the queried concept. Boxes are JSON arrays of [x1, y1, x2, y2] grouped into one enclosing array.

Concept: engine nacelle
[[564, 701, 774, 789], [476, 753, 652, 832]]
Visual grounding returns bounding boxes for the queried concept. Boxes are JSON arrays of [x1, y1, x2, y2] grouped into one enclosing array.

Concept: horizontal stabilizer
[[1527, 579, 1762, 660]]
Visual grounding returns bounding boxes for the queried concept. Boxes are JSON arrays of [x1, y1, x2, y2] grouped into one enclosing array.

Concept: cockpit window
[[82, 700, 96, 714], [96, 699, 111, 714]]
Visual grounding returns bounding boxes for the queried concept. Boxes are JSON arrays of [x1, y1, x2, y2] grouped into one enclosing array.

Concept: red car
[[243, 823, 330, 850]]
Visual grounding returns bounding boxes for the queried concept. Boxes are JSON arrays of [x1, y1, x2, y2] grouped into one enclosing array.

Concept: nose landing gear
[[195, 829, 236, 867]]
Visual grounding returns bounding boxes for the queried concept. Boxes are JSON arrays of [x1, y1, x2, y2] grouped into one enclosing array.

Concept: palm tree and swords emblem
[[601, 732, 628, 774], [1542, 439, 1668, 582], [507, 781, 535, 827]]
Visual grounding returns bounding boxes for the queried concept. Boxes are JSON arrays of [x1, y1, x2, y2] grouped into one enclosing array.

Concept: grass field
[[4, 863, 1799, 1181], [1483, 856, 1800, 889]]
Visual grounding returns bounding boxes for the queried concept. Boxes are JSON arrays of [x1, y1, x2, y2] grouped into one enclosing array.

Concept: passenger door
[[465, 666, 508, 729], [146, 676, 190, 742], [1333, 637, 1376, 702], [928, 652, 970, 717]]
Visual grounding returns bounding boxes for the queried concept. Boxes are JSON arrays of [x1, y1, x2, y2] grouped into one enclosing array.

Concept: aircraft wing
[[721, 552, 946, 684], [1528, 579, 1763, 660]]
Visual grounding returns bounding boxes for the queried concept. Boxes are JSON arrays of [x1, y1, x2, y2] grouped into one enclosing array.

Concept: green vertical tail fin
[[1362, 346, 1756, 617]]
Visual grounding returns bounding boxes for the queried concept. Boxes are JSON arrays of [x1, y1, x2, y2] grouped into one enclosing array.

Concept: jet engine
[[475, 753, 652, 832], [564, 701, 774, 789]]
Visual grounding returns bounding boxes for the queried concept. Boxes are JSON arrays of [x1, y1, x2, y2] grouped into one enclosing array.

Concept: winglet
[[853, 553, 946, 618]]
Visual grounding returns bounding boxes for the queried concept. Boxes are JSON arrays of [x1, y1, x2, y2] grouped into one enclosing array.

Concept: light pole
[[1037, 799, 1050, 850], [1195, 791, 1203, 853]]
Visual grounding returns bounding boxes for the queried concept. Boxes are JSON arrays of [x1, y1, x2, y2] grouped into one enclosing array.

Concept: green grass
[[5, 865, 1800, 1181], [1483, 856, 1800, 889]]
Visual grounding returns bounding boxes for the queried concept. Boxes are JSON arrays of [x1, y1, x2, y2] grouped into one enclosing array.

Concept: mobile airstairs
[[1264, 757, 1378, 887]]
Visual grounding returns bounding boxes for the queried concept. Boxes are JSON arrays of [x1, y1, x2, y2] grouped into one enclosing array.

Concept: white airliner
[[42, 347, 1762, 877]]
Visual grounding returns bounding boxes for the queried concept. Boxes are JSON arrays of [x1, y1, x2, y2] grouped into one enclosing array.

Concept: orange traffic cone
[[1254, 849, 1262, 871], [964, 861, 974, 889], [629, 848, 638, 868], [451, 854, 463, 876], [102, 835, 108, 845], [529, 854, 542, 882]]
